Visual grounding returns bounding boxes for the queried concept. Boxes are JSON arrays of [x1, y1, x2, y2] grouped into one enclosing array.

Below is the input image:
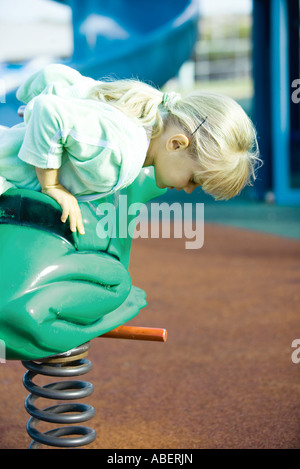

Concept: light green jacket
[[0, 64, 149, 201]]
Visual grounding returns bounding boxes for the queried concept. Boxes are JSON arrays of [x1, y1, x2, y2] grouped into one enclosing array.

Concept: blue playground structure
[[69, 0, 199, 86], [252, 0, 300, 205], [0, 0, 199, 127]]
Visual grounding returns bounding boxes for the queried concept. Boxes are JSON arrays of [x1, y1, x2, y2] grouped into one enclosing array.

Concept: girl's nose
[[183, 185, 195, 194]]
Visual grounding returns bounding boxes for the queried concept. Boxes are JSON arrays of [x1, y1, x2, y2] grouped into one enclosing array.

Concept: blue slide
[[0, 0, 199, 126]]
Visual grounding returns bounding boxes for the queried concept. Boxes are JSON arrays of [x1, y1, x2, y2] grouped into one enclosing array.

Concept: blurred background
[[0, 0, 299, 239]]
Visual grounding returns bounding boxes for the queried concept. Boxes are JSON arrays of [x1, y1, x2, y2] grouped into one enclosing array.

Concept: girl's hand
[[42, 184, 85, 235], [35, 167, 85, 235]]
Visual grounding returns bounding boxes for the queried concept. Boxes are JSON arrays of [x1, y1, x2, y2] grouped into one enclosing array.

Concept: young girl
[[0, 64, 260, 235]]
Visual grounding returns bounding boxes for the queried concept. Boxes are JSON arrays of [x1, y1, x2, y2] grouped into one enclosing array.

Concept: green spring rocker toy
[[0, 167, 168, 448], [0, 167, 166, 361]]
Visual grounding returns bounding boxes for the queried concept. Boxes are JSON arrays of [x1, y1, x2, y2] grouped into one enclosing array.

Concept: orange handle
[[100, 325, 167, 342]]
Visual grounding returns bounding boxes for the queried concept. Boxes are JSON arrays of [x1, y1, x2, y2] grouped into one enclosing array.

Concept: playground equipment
[[69, 0, 199, 86], [0, 0, 199, 126], [252, 0, 300, 204], [0, 176, 167, 448], [22, 328, 167, 449]]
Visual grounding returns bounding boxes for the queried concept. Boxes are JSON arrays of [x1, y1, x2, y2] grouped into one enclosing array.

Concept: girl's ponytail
[[89, 79, 164, 137]]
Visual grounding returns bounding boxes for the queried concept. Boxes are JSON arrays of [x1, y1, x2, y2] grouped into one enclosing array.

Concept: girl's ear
[[166, 133, 190, 152]]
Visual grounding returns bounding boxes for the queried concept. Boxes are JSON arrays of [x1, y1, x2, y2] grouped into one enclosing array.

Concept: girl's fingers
[[68, 202, 85, 235], [61, 205, 69, 224], [77, 217, 85, 235], [73, 200, 85, 235], [69, 205, 78, 233], [43, 186, 84, 235], [70, 217, 77, 233]]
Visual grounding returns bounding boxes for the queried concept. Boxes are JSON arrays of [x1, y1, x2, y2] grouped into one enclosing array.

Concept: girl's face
[[146, 127, 202, 193], [154, 151, 201, 193]]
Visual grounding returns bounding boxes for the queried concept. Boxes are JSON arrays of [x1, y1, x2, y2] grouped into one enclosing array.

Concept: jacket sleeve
[[18, 94, 64, 169], [16, 64, 87, 103]]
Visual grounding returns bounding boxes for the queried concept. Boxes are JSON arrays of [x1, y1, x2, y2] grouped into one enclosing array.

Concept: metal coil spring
[[22, 342, 96, 449]]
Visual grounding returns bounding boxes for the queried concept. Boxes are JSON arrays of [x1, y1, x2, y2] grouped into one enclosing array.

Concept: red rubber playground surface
[[0, 222, 300, 449]]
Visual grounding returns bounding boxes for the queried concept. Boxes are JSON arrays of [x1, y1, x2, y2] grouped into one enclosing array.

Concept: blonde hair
[[89, 80, 261, 200], [89, 79, 164, 137]]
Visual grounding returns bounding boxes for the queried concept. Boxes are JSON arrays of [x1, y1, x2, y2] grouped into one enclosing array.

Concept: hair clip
[[192, 116, 208, 136]]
